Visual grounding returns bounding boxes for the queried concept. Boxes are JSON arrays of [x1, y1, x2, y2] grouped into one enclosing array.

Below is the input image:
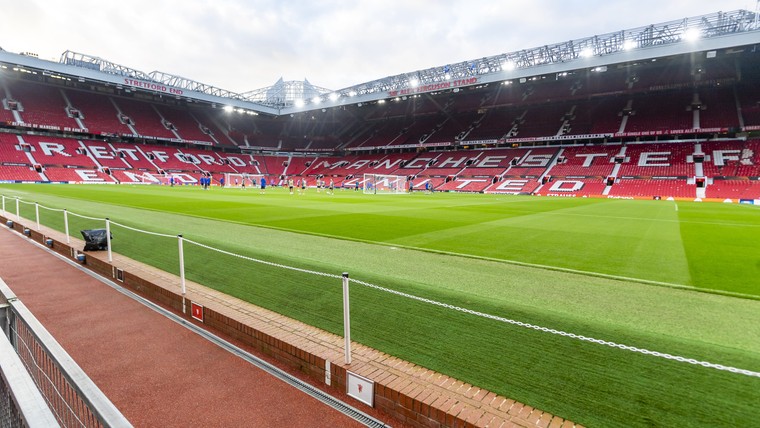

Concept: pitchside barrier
[[0, 278, 131, 428], [2, 194, 758, 385]]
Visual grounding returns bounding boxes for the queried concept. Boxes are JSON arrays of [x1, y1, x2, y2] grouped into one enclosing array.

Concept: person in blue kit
[[260, 176, 267, 194]]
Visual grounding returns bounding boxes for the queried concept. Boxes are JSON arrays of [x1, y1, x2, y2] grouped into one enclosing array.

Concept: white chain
[[110, 220, 177, 238], [36, 204, 66, 213], [66, 211, 105, 222], [350, 278, 760, 378], [7, 194, 759, 378], [183, 238, 343, 279]]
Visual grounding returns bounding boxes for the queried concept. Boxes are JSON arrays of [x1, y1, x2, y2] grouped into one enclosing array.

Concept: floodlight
[[623, 40, 637, 50], [348, 91, 357, 97], [312, 96, 321, 104], [444, 73, 451, 80], [683, 28, 701, 42], [294, 99, 305, 107], [377, 99, 386, 104], [410, 78, 419, 88], [329, 93, 339, 101], [223, 105, 234, 113], [580, 48, 594, 58], [503, 61, 516, 71]]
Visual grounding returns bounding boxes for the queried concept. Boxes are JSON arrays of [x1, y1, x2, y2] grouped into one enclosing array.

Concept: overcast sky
[[1, 0, 755, 92]]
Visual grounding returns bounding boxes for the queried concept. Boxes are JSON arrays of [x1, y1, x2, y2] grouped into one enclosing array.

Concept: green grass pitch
[[2, 183, 759, 427]]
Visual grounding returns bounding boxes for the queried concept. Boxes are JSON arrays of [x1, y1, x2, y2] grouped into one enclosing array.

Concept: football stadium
[[1, 5, 759, 428]]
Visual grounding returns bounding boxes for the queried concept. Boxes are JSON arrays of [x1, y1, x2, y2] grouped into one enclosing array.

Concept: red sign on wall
[[191, 302, 204, 322]]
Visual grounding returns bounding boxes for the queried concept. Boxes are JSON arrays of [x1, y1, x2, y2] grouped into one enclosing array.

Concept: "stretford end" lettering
[[123, 78, 184, 95]]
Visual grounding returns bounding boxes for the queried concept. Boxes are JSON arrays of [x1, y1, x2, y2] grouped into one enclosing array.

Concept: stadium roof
[[0, 9, 758, 116]]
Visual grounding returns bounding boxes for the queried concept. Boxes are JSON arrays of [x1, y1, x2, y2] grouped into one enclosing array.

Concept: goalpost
[[363, 173, 407, 194], [139, 172, 174, 185], [224, 173, 263, 188]]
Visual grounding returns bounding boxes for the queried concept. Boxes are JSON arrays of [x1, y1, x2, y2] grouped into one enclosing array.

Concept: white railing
[[2, 193, 758, 379], [0, 278, 131, 427]]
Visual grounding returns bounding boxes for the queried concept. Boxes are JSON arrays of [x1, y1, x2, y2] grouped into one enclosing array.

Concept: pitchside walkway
[[2, 218, 578, 428]]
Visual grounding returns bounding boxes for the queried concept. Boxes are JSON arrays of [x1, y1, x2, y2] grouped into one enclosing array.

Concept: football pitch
[[2, 183, 759, 427]]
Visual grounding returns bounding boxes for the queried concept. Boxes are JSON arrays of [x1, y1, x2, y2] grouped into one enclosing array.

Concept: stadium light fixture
[[503, 61, 516, 71], [312, 96, 322, 104], [683, 28, 701, 42], [409, 78, 419, 88], [329, 93, 339, 102], [623, 40, 637, 50], [580, 48, 594, 58], [223, 105, 234, 113], [294, 99, 305, 107], [348, 90, 357, 97]]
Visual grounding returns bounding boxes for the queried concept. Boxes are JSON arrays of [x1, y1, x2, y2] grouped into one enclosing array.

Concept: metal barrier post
[[35, 203, 40, 231], [342, 272, 351, 365], [105, 218, 112, 263], [15, 198, 19, 221], [178, 235, 186, 314], [63, 209, 70, 244]]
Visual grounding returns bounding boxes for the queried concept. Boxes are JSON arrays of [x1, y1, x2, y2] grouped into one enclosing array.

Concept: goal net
[[224, 173, 263, 188], [363, 173, 407, 194], [140, 172, 174, 185]]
